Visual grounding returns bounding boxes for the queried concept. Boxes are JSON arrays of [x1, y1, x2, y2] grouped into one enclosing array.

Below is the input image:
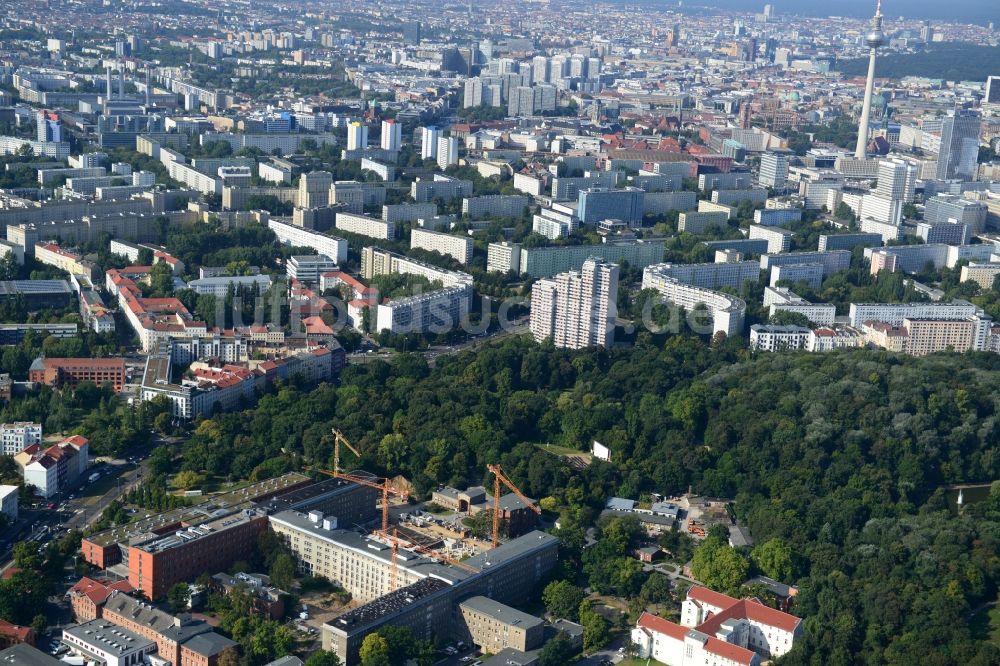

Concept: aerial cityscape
[[0, 0, 996, 664]]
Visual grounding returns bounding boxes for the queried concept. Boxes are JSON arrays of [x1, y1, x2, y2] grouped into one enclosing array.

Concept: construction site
[[269, 430, 558, 665]]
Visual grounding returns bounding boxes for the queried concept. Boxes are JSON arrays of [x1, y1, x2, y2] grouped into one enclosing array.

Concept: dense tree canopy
[[174, 335, 1000, 663]]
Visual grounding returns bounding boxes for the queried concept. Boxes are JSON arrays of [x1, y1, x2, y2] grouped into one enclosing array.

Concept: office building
[[530, 257, 619, 349], [346, 122, 368, 151], [28, 357, 126, 392], [699, 172, 753, 191], [702, 239, 770, 256], [712, 188, 768, 206], [380, 120, 401, 152], [936, 110, 981, 181], [457, 597, 543, 654], [578, 187, 644, 227], [320, 531, 558, 665], [420, 127, 440, 160], [759, 154, 789, 188], [79, 474, 314, 598], [437, 136, 459, 169], [0, 422, 42, 456], [916, 222, 971, 245], [287, 256, 340, 283], [924, 195, 988, 233], [62, 620, 156, 666]]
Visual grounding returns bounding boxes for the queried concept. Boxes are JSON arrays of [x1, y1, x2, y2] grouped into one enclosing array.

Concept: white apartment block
[[748, 225, 793, 253], [462, 195, 532, 220], [268, 219, 348, 263], [513, 173, 544, 196], [642, 266, 747, 337], [360, 247, 473, 289], [644, 191, 698, 215], [437, 136, 459, 169], [764, 287, 836, 325], [679, 211, 729, 233], [0, 422, 42, 455], [411, 175, 473, 203], [960, 263, 1000, 290], [410, 229, 474, 264], [383, 203, 438, 224], [648, 261, 760, 290], [750, 324, 810, 351], [848, 301, 981, 327], [487, 242, 521, 274], [860, 217, 902, 243], [530, 257, 619, 349], [376, 284, 472, 335], [335, 213, 395, 240], [807, 326, 865, 351], [258, 161, 292, 184], [167, 161, 220, 196]]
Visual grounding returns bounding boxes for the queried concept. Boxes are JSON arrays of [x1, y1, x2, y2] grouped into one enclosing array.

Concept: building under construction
[[80, 473, 379, 600]]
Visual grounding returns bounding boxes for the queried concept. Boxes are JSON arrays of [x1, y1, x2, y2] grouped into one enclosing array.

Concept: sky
[[662, 0, 1000, 23]]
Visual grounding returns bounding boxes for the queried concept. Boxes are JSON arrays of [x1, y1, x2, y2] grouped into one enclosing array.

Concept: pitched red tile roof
[[636, 611, 687, 641]]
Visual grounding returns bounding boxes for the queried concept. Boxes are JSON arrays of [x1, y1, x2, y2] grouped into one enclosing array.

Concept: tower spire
[[854, 0, 886, 159]]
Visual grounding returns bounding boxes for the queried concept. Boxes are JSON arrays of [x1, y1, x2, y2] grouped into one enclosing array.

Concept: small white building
[[63, 620, 156, 666]]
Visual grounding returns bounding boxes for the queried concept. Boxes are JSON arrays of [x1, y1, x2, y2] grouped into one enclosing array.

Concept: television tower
[[854, 0, 886, 159]]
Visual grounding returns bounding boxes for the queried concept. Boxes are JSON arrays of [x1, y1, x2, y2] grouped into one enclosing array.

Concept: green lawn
[[535, 442, 591, 458], [616, 659, 662, 666], [970, 603, 1000, 645]]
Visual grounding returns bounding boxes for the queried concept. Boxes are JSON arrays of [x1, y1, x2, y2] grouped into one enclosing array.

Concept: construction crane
[[322, 428, 406, 535], [332, 428, 360, 477], [487, 464, 542, 549]]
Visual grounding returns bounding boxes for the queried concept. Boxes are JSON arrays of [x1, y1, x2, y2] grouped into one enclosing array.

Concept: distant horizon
[[617, 0, 999, 24]]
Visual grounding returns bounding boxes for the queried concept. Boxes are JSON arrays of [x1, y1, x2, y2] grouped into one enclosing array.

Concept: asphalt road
[[0, 435, 167, 571]]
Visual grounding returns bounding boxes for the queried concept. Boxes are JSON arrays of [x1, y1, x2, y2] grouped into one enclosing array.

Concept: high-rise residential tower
[[380, 119, 401, 151], [530, 257, 619, 349]]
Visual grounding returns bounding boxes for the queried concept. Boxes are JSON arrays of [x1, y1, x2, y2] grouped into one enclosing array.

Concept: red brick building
[[68, 577, 135, 622], [28, 357, 126, 392]]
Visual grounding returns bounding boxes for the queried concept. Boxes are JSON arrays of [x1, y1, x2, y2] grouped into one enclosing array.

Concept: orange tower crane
[[487, 463, 542, 548], [323, 428, 407, 535]]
